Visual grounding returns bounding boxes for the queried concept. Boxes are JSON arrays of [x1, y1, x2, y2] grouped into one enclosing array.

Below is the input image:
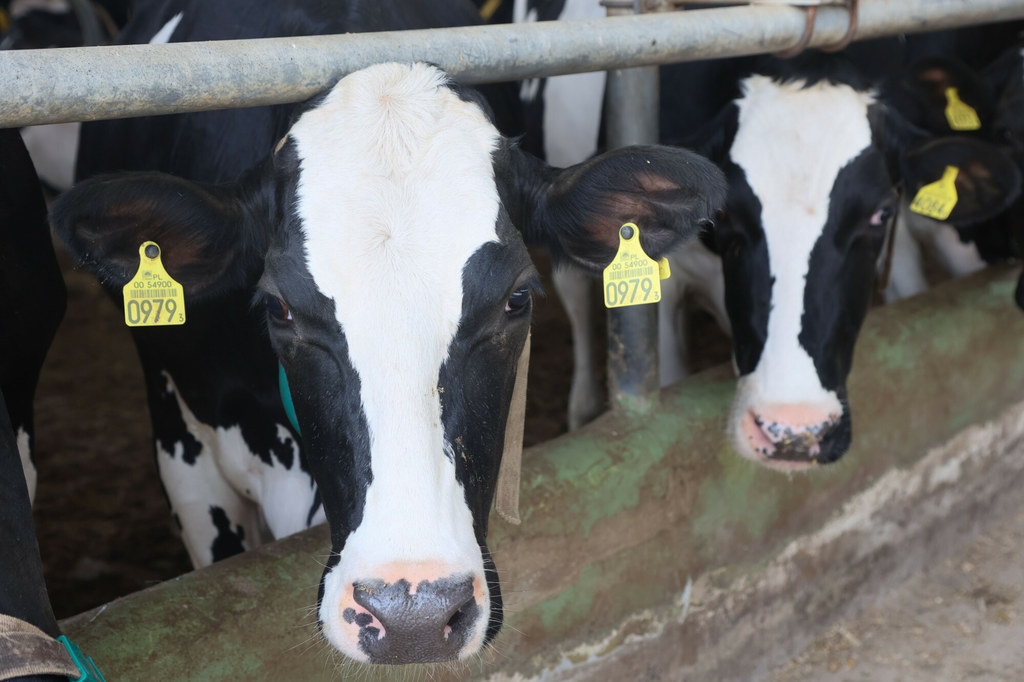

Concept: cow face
[[699, 74, 900, 469], [53, 63, 725, 664]]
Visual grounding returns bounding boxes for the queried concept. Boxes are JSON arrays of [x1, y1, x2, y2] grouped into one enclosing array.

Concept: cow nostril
[[445, 596, 476, 641], [349, 574, 481, 663]]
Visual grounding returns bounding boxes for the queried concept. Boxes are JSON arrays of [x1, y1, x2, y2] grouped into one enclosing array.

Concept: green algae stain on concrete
[[522, 403, 700, 538], [692, 444, 780, 550], [539, 563, 598, 633], [984, 278, 1016, 306], [868, 318, 923, 373]]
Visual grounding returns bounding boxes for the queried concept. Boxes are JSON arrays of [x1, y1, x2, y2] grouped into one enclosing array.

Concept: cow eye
[[265, 294, 293, 322], [505, 287, 531, 314], [870, 205, 895, 227]]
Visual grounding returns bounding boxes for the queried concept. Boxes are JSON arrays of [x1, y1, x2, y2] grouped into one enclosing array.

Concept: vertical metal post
[[604, 1, 661, 413]]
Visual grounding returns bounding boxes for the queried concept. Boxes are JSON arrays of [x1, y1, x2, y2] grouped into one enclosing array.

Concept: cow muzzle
[[735, 402, 850, 469], [320, 561, 490, 664]]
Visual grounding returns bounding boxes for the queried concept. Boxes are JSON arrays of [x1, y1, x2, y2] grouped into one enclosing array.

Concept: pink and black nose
[[740, 404, 850, 468], [344, 575, 481, 664]]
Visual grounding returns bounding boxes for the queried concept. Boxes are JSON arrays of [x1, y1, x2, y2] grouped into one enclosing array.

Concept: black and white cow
[[685, 52, 1024, 469], [1, 128, 66, 502], [0, 127, 68, 681], [513, 9, 1022, 466], [71, 0, 530, 571], [56, 23, 725, 669]]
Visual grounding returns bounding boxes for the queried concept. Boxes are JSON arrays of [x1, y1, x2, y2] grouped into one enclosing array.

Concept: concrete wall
[[62, 265, 1024, 680]]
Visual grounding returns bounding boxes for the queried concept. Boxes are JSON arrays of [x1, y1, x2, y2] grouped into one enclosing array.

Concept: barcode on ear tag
[[122, 241, 187, 327], [602, 223, 665, 308], [945, 87, 981, 131], [910, 165, 959, 221]]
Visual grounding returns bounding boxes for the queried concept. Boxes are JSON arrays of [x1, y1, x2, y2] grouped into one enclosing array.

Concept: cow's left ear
[[51, 170, 269, 299], [505, 144, 727, 273], [902, 137, 1022, 227]]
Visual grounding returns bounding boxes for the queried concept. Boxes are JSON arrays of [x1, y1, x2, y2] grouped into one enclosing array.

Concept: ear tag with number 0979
[[909, 165, 959, 221], [602, 223, 670, 309], [123, 241, 186, 327], [944, 87, 981, 131]]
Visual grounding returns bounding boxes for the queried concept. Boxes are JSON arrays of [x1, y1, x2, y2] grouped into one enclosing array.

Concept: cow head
[[52, 63, 725, 664], [695, 61, 1021, 470], [692, 71, 898, 469], [885, 52, 1024, 303]]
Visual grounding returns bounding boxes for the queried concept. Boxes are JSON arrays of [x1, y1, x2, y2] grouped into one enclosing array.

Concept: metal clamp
[[600, 0, 664, 12], [775, 0, 859, 58]]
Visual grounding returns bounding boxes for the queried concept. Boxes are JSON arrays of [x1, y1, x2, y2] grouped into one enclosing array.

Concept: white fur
[[9, 0, 68, 18], [514, 2, 542, 104], [537, 0, 607, 167], [882, 203, 930, 303], [658, 240, 730, 386], [148, 12, 183, 45], [290, 63, 499, 659], [903, 208, 986, 278], [727, 76, 874, 426], [17, 428, 36, 504], [19, 122, 79, 191], [157, 372, 320, 567]]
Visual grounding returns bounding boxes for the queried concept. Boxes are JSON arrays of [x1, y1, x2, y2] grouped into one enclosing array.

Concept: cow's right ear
[[51, 171, 267, 299], [902, 137, 1022, 227], [504, 143, 726, 273]]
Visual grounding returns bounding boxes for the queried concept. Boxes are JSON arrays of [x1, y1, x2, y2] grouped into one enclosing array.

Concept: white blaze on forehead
[[291, 64, 499, 645], [730, 75, 874, 406]]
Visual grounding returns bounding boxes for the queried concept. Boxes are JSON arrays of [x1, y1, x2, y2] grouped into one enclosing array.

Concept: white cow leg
[[553, 267, 604, 430], [658, 275, 689, 387], [255, 426, 325, 539], [883, 211, 929, 302], [156, 438, 263, 568]]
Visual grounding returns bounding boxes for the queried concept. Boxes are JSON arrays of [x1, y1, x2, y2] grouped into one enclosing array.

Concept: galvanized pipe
[[2, 0, 1024, 127], [604, 1, 662, 412]]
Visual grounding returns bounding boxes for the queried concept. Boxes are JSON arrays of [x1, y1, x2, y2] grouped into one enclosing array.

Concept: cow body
[[1, 128, 65, 502], [57, 13, 726, 662], [0, 127, 68, 681]]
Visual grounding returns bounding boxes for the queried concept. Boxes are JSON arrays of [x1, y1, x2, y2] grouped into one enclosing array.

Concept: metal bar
[[604, 1, 662, 412], [60, 266, 1024, 680], [2, 0, 1024, 127]]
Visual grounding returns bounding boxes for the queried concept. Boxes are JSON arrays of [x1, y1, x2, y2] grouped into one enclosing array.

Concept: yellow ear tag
[[602, 223, 666, 308], [944, 87, 981, 131], [122, 241, 187, 327], [910, 166, 959, 221]]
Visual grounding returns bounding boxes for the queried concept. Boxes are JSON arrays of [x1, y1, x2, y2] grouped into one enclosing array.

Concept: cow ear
[[51, 171, 267, 299], [885, 57, 993, 136], [902, 137, 1022, 227], [508, 144, 727, 273]]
